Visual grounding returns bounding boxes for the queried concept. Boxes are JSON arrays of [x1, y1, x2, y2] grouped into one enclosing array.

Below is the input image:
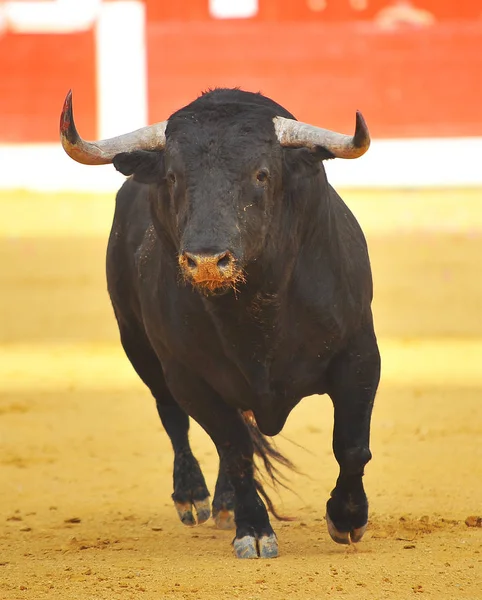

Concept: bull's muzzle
[[179, 250, 243, 292]]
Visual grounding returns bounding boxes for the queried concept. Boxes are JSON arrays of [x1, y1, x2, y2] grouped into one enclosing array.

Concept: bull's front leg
[[325, 327, 381, 544], [218, 440, 278, 559], [163, 360, 278, 558]]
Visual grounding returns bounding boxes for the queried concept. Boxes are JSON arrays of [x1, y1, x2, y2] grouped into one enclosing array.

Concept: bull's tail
[[242, 411, 298, 521]]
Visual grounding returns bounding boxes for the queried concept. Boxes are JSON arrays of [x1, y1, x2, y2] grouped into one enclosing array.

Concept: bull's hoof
[[174, 498, 211, 526], [213, 508, 235, 530], [326, 513, 367, 545], [350, 523, 367, 543], [233, 535, 258, 559], [233, 534, 278, 559], [258, 534, 278, 558]]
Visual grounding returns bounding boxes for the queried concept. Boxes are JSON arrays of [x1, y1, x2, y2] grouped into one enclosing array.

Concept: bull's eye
[[166, 171, 176, 186], [256, 169, 269, 184]]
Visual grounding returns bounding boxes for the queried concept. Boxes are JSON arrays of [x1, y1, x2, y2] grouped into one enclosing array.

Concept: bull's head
[[60, 90, 370, 295]]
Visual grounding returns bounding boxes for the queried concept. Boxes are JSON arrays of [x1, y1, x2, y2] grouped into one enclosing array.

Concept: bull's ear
[[312, 146, 336, 161], [113, 150, 163, 183]]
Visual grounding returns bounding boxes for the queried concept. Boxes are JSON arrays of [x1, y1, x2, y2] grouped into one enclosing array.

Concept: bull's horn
[[273, 111, 370, 159], [60, 90, 167, 165]]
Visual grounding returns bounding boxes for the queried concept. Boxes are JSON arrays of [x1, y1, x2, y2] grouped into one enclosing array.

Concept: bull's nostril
[[217, 254, 232, 269], [186, 256, 197, 270]]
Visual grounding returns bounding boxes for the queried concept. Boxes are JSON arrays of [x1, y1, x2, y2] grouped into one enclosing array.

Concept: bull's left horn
[[273, 111, 370, 159], [60, 90, 168, 165]]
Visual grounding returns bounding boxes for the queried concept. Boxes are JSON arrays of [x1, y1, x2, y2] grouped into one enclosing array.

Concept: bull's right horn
[[60, 90, 167, 165]]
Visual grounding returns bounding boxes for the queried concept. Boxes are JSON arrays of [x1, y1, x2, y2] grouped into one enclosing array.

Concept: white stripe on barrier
[[1, 0, 101, 33], [209, 0, 258, 19], [0, 144, 125, 192], [324, 136, 482, 188], [95, 2, 148, 138], [1, 137, 481, 191]]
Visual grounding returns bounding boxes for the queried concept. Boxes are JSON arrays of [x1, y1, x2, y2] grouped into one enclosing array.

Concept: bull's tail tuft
[[242, 411, 298, 521]]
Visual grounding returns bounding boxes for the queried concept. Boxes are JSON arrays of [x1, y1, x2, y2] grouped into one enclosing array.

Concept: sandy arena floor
[[0, 189, 481, 599]]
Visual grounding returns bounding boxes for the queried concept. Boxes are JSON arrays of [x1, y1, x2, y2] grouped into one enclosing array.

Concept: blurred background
[[1, 3, 481, 598]]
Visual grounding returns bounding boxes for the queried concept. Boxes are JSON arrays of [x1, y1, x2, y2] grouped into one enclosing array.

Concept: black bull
[[60, 88, 381, 559]]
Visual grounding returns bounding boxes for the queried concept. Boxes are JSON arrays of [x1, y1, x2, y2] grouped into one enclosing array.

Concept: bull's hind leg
[[325, 326, 381, 544], [117, 323, 211, 526], [163, 360, 277, 558], [212, 464, 235, 530]]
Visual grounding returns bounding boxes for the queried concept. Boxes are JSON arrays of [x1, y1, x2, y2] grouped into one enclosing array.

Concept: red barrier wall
[[0, 31, 96, 143], [147, 21, 482, 138]]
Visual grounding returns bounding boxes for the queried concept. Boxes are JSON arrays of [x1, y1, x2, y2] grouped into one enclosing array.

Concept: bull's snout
[[184, 250, 234, 274], [179, 250, 241, 292]]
